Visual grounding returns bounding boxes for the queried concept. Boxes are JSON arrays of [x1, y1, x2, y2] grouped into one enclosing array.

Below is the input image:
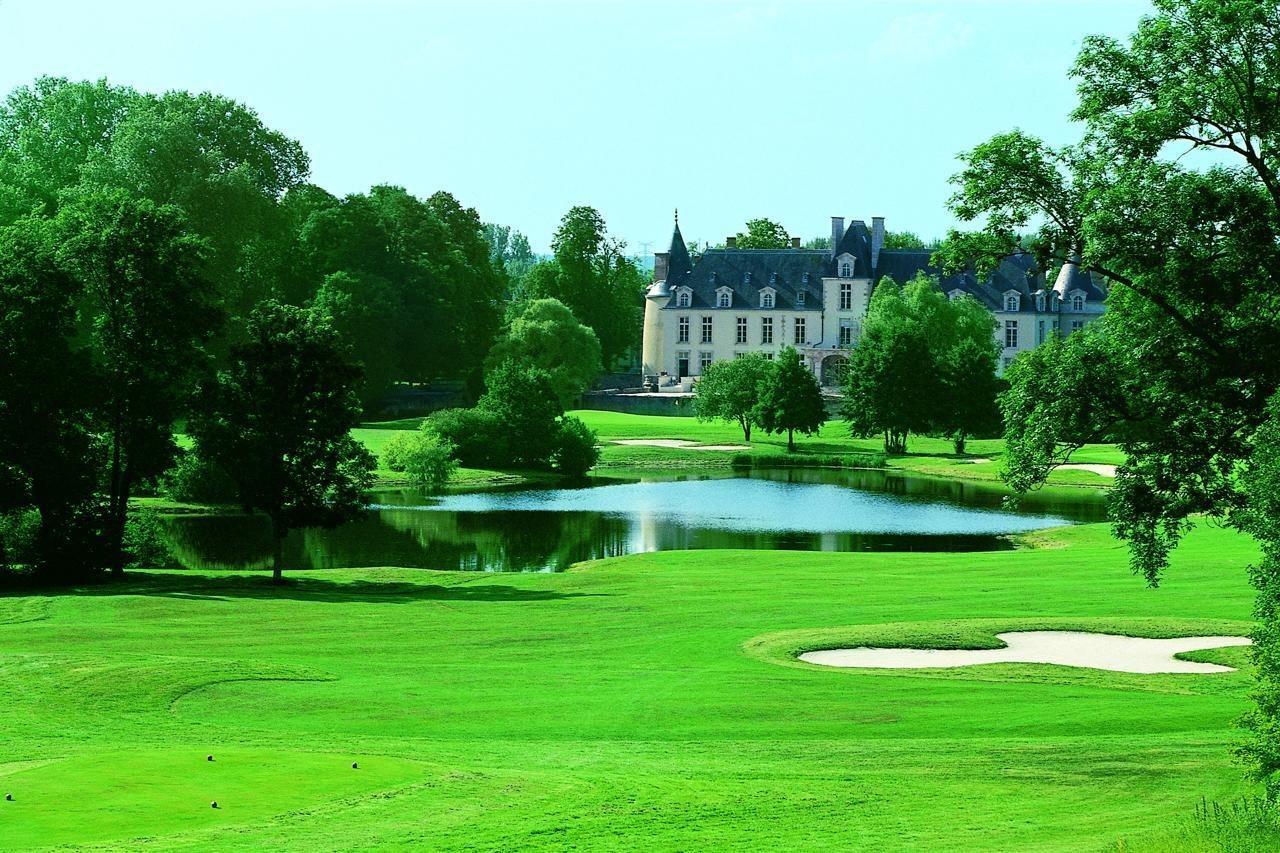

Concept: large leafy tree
[[692, 353, 774, 441], [0, 217, 100, 579], [485, 298, 602, 409], [57, 189, 220, 575], [528, 206, 645, 366], [733, 217, 790, 249], [758, 346, 826, 451], [190, 302, 375, 583], [943, 0, 1280, 790]]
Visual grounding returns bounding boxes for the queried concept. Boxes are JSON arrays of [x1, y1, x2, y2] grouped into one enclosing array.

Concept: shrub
[[553, 416, 599, 477], [122, 508, 172, 569], [428, 407, 507, 468], [160, 449, 238, 504], [382, 429, 458, 492], [0, 509, 40, 573]]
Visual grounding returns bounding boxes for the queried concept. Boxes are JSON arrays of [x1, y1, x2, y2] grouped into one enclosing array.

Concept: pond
[[160, 468, 1108, 573]]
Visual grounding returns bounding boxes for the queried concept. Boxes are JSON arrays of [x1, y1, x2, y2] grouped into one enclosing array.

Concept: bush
[[122, 508, 172, 569], [0, 509, 40, 573], [160, 449, 237, 504], [428, 407, 507, 468], [382, 429, 458, 492], [553, 416, 599, 477]]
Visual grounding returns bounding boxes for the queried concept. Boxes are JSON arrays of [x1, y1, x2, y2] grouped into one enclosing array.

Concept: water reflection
[[160, 469, 1106, 573]]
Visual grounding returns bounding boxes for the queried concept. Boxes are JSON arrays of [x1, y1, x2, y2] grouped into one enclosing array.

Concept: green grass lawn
[[0, 521, 1265, 850], [356, 410, 1124, 490]]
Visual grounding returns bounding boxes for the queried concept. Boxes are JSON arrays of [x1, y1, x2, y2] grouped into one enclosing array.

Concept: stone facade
[[641, 215, 1106, 389]]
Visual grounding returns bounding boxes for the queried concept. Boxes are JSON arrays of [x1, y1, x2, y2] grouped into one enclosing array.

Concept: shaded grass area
[[0, 521, 1268, 849]]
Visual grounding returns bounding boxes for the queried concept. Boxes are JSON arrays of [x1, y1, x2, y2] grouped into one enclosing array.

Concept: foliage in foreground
[[943, 0, 1280, 791]]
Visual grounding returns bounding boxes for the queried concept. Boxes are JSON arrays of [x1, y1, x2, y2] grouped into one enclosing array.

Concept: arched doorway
[[821, 354, 848, 387]]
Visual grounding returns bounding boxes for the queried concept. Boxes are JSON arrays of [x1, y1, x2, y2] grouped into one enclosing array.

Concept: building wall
[[643, 277, 1105, 381]]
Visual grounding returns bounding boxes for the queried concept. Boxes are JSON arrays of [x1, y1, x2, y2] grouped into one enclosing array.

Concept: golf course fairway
[[0, 521, 1263, 850]]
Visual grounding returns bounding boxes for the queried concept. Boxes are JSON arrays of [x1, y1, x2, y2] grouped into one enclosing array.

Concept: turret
[[642, 213, 684, 380]]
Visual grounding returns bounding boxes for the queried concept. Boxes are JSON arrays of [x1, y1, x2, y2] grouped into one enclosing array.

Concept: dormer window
[[675, 287, 692, 308], [1035, 291, 1045, 311], [760, 288, 776, 309], [947, 289, 965, 301], [715, 286, 733, 308], [1004, 292, 1020, 312], [836, 252, 856, 278], [796, 291, 806, 307], [1071, 293, 1085, 311]]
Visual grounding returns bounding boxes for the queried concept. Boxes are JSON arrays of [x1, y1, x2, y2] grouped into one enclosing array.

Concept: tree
[[935, 295, 1001, 454], [477, 361, 566, 468], [57, 189, 220, 575], [884, 230, 930, 249], [483, 222, 537, 293], [190, 302, 375, 583], [758, 347, 826, 451], [0, 216, 101, 580], [692, 353, 774, 441], [734, 217, 790, 249], [485, 298, 602, 409], [532, 206, 646, 365], [312, 271, 401, 408], [841, 276, 938, 453], [941, 0, 1280, 791]]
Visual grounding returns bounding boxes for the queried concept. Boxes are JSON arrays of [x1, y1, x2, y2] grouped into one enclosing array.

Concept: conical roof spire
[[1052, 258, 1082, 298], [667, 210, 692, 281]]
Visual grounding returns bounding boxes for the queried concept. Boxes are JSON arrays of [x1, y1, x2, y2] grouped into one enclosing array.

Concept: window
[[839, 324, 854, 346], [761, 290, 775, 309], [794, 317, 807, 345], [1035, 292, 1045, 311], [701, 316, 713, 344], [1072, 320, 1084, 333], [1037, 320, 1046, 345], [839, 282, 853, 311], [761, 316, 774, 344], [1004, 320, 1018, 349], [677, 316, 689, 343], [796, 291, 806, 307], [762, 352, 774, 360], [676, 290, 690, 308], [1004, 293, 1020, 311], [717, 290, 731, 308], [736, 316, 747, 344], [677, 351, 690, 377], [699, 351, 713, 372], [1072, 294, 1085, 311]]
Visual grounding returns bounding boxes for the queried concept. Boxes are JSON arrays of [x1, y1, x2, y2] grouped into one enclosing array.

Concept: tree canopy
[[486, 298, 602, 409], [733, 217, 790, 249], [692, 353, 774, 441], [758, 347, 826, 451]]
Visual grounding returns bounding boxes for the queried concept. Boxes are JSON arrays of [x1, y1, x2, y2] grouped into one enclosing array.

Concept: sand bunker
[[1058, 463, 1118, 477], [799, 631, 1251, 674], [612, 439, 749, 451]]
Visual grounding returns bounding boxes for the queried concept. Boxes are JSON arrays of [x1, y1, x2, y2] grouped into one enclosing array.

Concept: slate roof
[[657, 218, 1107, 313]]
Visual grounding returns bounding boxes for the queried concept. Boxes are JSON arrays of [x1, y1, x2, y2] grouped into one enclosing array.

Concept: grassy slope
[[0, 521, 1264, 850]]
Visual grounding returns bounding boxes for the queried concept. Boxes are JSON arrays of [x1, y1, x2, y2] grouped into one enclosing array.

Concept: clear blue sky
[[0, 0, 1151, 254]]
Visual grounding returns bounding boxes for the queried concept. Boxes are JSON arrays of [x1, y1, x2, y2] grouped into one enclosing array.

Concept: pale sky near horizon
[[0, 0, 1152, 254]]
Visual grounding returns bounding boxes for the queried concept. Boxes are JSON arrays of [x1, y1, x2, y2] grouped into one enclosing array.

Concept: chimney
[[871, 216, 885, 270], [726, 236, 737, 249], [790, 236, 801, 249], [654, 251, 669, 283], [830, 216, 845, 256]]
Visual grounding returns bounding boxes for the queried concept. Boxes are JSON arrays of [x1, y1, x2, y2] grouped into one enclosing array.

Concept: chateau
[[641, 215, 1106, 390]]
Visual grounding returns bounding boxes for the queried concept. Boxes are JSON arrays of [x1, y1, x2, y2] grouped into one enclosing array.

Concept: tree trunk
[[741, 419, 751, 442], [787, 429, 795, 452], [271, 517, 286, 584], [953, 430, 967, 456]]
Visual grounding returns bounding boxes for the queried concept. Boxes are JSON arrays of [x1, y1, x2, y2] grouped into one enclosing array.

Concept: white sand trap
[[799, 631, 1251, 674], [612, 439, 749, 451], [1058, 463, 1118, 477]]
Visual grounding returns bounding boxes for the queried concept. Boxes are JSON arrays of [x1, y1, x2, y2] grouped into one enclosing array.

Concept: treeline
[[0, 77, 644, 584]]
